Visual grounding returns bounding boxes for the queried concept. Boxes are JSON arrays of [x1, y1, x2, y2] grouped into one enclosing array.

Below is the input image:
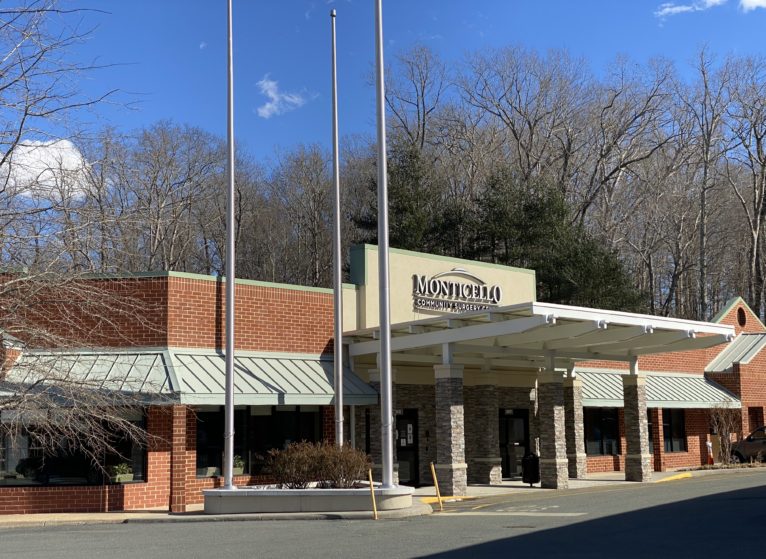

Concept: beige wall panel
[[349, 245, 536, 330]]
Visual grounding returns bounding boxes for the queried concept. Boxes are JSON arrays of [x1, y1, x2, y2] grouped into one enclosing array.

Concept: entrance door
[[499, 409, 529, 478], [396, 409, 419, 486]]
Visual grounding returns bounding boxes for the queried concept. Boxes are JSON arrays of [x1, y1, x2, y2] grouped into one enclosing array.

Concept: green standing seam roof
[[706, 333, 766, 373], [577, 369, 740, 409], [169, 350, 378, 405], [5, 351, 173, 395], [2, 349, 378, 406]]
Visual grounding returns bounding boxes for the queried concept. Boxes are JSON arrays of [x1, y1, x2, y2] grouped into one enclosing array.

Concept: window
[[0, 416, 147, 486], [647, 409, 654, 454], [195, 405, 322, 477], [663, 409, 686, 452], [584, 408, 620, 456]]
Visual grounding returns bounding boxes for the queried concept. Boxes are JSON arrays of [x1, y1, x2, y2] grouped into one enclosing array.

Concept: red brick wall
[[0, 406, 173, 514], [658, 409, 709, 470], [166, 277, 334, 354], [1, 347, 21, 374], [3, 274, 336, 354], [716, 300, 765, 336], [585, 408, 710, 474], [4, 277, 169, 349]]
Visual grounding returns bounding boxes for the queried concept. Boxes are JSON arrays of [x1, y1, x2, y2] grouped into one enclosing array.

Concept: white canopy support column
[[434, 343, 467, 496], [623, 356, 652, 482], [563, 364, 587, 479], [369, 367, 398, 484], [538, 353, 568, 489]]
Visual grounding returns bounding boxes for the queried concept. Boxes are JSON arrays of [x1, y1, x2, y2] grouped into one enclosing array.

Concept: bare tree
[[678, 49, 730, 320], [385, 45, 447, 151], [269, 144, 333, 287], [0, 2, 162, 472], [709, 404, 742, 465], [724, 56, 766, 318]]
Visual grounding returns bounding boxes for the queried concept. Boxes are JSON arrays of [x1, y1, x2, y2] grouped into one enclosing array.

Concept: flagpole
[[223, 0, 236, 490], [373, 0, 394, 488], [330, 9, 344, 447]]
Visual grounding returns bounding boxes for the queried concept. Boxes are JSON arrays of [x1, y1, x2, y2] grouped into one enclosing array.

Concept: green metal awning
[[169, 349, 377, 405], [577, 369, 740, 409], [706, 333, 766, 373], [2, 348, 378, 406]]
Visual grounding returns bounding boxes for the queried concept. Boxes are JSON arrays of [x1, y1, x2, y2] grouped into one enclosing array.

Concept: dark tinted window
[[584, 408, 620, 456]]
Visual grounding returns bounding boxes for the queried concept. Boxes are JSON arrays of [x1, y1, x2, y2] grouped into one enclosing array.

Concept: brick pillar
[[368, 369, 398, 484], [623, 366, 652, 482], [650, 408, 663, 471], [322, 406, 336, 445], [467, 374, 502, 485], [434, 364, 467, 496], [170, 405, 189, 513], [563, 376, 587, 479], [538, 369, 568, 489]]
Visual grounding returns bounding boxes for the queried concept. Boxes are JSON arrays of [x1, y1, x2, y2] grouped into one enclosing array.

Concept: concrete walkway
[[0, 468, 748, 530], [413, 470, 689, 501]]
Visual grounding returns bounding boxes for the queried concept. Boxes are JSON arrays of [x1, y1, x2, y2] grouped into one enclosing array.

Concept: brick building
[[1, 245, 764, 514]]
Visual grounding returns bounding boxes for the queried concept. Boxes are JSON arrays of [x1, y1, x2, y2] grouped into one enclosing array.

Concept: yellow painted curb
[[419, 496, 478, 504], [655, 472, 692, 483]]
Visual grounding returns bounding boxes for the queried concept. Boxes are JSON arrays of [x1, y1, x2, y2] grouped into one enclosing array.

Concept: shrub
[[316, 443, 371, 489], [266, 441, 318, 488], [266, 441, 370, 489]]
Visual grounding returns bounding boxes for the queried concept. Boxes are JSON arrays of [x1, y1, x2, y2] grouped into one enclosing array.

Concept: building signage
[[412, 268, 503, 313]]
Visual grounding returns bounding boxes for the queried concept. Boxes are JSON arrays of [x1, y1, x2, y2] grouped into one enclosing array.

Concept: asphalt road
[[2, 470, 765, 559]]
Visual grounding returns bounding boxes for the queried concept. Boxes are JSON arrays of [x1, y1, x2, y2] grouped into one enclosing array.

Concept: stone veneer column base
[[623, 373, 652, 483], [566, 453, 588, 479], [434, 364, 467, 497], [434, 463, 467, 496], [625, 454, 653, 482], [563, 376, 587, 479], [540, 458, 569, 489], [538, 371, 569, 490], [469, 457, 503, 485]]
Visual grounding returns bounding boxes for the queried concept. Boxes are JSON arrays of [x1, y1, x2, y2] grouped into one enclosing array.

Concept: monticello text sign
[[412, 268, 503, 313]]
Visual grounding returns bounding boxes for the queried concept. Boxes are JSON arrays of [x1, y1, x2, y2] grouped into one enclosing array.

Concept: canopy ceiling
[[347, 302, 735, 370]]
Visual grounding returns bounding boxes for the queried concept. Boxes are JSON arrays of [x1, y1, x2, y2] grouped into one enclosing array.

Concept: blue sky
[[70, 0, 766, 162]]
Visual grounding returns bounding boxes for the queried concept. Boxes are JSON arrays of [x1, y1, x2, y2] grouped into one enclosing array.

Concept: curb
[[0, 503, 432, 530], [127, 503, 433, 523]]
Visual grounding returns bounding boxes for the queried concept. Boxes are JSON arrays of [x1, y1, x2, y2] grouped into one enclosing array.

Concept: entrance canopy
[[347, 301, 735, 369]]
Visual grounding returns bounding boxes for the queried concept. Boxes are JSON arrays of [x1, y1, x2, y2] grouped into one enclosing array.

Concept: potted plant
[[109, 462, 134, 483], [233, 455, 245, 476]]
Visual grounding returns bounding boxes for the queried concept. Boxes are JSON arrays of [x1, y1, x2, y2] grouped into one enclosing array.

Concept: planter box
[[196, 467, 221, 478], [232, 467, 244, 476], [110, 473, 134, 483], [203, 485, 414, 514]]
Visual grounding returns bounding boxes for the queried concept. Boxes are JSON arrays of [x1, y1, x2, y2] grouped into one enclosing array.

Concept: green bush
[[266, 441, 370, 489]]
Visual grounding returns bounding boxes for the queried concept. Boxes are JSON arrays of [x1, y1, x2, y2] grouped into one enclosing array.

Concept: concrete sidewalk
[[0, 468, 752, 530], [412, 469, 716, 502]]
